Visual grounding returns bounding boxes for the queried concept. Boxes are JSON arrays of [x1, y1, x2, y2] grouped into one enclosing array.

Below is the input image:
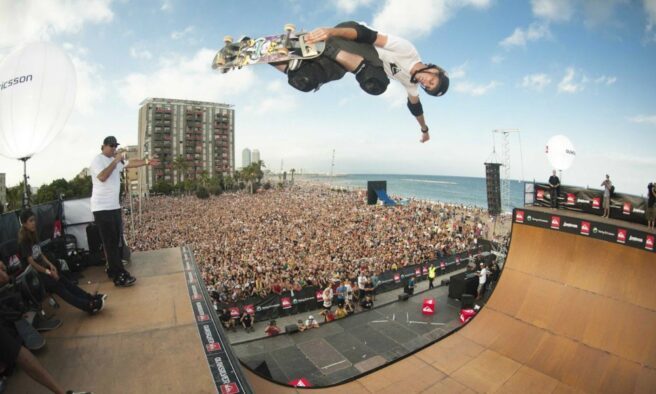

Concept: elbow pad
[[407, 99, 423, 116], [354, 23, 378, 44]]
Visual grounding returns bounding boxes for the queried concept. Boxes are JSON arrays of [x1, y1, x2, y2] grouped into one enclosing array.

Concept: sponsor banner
[[514, 208, 655, 254], [181, 246, 251, 394], [281, 297, 292, 310], [533, 183, 648, 225]]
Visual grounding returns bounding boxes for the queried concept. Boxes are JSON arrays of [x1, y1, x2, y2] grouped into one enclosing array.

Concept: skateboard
[[212, 23, 325, 73]]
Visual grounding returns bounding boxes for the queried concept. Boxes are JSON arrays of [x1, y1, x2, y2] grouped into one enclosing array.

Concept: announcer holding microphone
[[90, 136, 159, 287]]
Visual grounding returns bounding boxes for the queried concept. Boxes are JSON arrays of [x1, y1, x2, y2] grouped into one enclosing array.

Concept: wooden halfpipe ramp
[[246, 213, 656, 393]]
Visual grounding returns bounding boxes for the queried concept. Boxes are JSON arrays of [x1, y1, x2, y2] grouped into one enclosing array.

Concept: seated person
[[319, 309, 335, 323], [18, 210, 104, 314], [334, 304, 348, 319], [305, 315, 320, 329], [405, 277, 415, 296], [0, 264, 92, 394], [264, 320, 281, 336], [219, 308, 235, 332], [240, 311, 254, 333], [360, 294, 374, 310], [296, 319, 307, 332]]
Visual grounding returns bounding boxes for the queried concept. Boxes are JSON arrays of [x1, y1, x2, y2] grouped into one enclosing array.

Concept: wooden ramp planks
[[245, 222, 656, 393]]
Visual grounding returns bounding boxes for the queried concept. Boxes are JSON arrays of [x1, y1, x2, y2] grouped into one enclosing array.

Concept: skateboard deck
[[212, 24, 325, 73]]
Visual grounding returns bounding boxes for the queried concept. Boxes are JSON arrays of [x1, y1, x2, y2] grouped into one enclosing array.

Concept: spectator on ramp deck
[[647, 181, 655, 230], [601, 175, 613, 218]]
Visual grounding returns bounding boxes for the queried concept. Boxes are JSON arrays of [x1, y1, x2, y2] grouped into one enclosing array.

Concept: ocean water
[[296, 174, 525, 211]]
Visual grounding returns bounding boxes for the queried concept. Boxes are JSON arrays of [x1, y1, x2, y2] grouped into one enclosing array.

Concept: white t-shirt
[[90, 153, 125, 212], [375, 34, 421, 97], [479, 268, 487, 285]]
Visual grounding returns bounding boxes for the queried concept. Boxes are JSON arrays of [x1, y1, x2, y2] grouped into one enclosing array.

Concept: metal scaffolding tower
[[492, 129, 523, 213]]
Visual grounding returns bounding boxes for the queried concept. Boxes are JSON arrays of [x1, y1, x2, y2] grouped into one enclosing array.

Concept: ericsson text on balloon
[[0, 75, 32, 90]]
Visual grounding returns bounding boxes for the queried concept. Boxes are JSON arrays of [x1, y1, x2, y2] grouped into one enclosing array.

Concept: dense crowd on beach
[[126, 185, 496, 303]]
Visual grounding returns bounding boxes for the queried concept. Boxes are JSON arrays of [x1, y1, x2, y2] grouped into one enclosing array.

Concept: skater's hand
[[420, 130, 430, 143], [305, 28, 332, 44]]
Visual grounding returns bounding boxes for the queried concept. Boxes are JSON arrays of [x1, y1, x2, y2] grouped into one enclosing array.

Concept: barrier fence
[[533, 183, 650, 225], [216, 240, 493, 322]]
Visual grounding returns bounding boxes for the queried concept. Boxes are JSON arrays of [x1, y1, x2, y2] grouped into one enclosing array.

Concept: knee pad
[[354, 61, 389, 96], [287, 61, 327, 92]]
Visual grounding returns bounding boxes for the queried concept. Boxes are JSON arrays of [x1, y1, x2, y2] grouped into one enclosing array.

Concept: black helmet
[[411, 64, 449, 97]]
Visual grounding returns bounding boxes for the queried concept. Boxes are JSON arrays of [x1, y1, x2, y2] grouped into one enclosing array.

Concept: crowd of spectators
[[127, 185, 492, 305]]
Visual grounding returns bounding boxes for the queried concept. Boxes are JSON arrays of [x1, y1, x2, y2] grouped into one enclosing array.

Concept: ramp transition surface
[[245, 218, 656, 393]]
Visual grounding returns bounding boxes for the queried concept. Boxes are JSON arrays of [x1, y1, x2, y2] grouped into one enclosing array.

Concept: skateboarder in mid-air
[[274, 21, 450, 143]]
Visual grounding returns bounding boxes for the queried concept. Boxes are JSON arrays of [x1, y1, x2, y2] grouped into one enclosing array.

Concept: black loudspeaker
[[461, 294, 475, 309], [367, 181, 387, 205], [254, 360, 272, 379], [285, 324, 299, 334], [484, 162, 502, 216], [398, 293, 409, 301]]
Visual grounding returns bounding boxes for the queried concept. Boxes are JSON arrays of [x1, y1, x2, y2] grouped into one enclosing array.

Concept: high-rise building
[[242, 148, 251, 169], [124, 145, 140, 195], [251, 149, 260, 165], [0, 173, 6, 212], [138, 98, 235, 191]]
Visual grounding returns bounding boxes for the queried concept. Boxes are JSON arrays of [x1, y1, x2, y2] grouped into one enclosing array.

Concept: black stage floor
[[235, 286, 463, 386]]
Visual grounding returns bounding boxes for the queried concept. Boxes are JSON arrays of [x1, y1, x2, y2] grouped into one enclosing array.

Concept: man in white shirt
[[301, 21, 450, 144], [90, 136, 159, 287], [476, 262, 487, 300]]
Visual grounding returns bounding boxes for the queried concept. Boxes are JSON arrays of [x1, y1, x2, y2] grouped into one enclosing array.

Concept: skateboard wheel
[[284, 23, 296, 33], [223, 35, 233, 44], [276, 47, 289, 55]]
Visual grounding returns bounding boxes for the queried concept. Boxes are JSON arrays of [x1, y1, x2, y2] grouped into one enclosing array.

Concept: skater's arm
[[408, 95, 430, 142], [306, 24, 387, 46]]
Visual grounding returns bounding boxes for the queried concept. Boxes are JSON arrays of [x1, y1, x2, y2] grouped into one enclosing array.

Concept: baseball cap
[[103, 136, 120, 146]]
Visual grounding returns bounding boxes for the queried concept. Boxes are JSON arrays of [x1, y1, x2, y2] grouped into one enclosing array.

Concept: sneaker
[[114, 272, 136, 287], [94, 292, 108, 303], [88, 298, 104, 315]]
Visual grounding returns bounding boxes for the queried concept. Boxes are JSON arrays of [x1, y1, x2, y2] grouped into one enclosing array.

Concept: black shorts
[[0, 322, 21, 366]]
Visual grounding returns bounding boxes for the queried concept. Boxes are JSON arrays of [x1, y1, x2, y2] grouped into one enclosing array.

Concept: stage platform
[[6, 207, 656, 393], [5, 248, 217, 394]]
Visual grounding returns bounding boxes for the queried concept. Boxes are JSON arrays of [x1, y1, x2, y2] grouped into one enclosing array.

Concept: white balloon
[[0, 42, 77, 159], [546, 135, 576, 170]]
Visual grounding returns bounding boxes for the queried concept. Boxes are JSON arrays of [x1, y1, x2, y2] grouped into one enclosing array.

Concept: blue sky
[[0, 0, 655, 195]]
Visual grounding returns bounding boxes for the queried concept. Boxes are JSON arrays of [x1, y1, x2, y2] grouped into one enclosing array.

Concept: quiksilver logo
[[0, 75, 33, 90]]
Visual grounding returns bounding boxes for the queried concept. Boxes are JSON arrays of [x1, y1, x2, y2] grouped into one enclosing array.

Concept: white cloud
[[372, 0, 492, 39], [380, 80, 408, 108], [531, 0, 575, 22], [500, 23, 551, 49], [117, 48, 257, 108], [557, 67, 585, 93], [581, 0, 628, 28], [645, 0, 656, 41], [0, 0, 113, 47], [130, 47, 153, 60], [491, 55, 504, 64], [161, 0, 173, 12], [334, 0, 374, 13], [454, 80, 500, 96], [628, 114, 656, 125], [521, 73, 551, 92], [594, 75, 617, 85], [449, 62, 467, 79], [171, 26, 194, 40]]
